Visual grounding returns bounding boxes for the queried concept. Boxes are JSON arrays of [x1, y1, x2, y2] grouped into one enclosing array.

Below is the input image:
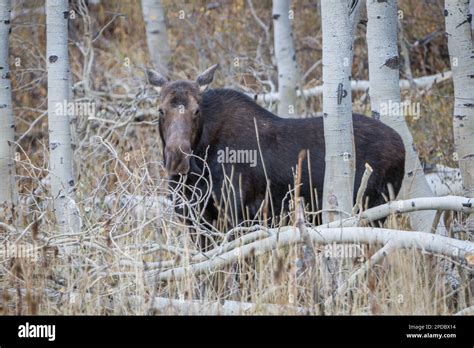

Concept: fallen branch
[[131, 296, 306, 315], [455, 305, 474, 316], [323, 196, 474, 228], [149, 226, 474, 281], [253, 71, 452, 103]]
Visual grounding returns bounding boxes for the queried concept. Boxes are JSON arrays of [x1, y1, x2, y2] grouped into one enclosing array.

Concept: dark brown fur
[[157, 86, 405, 232]]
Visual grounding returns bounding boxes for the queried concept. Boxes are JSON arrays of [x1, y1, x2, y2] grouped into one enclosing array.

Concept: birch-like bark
[[141, 0, 171, 75], [272, 0, 300, 117], [0, 0, 17, 217], [425, 164, 463, 197], [471, 0, 474, 31], [321, 0, 355, 222], [366, 0, 435, 232], [445, 0, 474, 231], [47, 0, 79, 233]]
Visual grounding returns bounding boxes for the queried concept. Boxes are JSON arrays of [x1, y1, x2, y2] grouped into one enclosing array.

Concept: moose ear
[[146, 69, 169, 93], [196, 64, 219, 92]]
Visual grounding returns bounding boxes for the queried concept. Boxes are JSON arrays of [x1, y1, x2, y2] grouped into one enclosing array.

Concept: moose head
[[146, 64, 219, 176]]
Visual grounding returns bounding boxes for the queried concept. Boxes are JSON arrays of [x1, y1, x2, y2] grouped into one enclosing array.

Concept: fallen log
[[149, 226, 474, 282]]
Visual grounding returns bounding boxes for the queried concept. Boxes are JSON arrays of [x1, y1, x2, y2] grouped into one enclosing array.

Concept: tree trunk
[[366, 0, 435, 232], [141, 0, 171, 75], [321, 0, 356, 223], [445, 0, 474, 232], [471, 0, 474, 31], [272, 0, 300, 117], [0, 0, 17, 220], [46, 0, 79, 233], [320, 0, 357, 301]]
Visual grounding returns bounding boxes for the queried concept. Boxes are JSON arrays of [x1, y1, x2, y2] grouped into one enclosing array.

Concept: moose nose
[[165, 144, 191, 176]]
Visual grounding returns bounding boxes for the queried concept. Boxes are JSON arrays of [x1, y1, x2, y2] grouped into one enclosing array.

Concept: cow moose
[[147, 65, 405, 247]]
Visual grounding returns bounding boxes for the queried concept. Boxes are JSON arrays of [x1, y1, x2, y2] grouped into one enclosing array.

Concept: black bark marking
[[349, 0, 359, 15], [384, 56, 400, 69], [444, 9, 448, 16], [337, 83, 347, 105], [63, 11, 69, 19], [328, 194, 338, 207], [2, 72, 10, 79], [49, 55, 58, 63], [273, 14, 280, 20], [455, 14, 471, 28]]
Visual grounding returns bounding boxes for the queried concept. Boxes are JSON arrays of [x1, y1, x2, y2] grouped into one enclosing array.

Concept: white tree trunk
[[272, 0, 300, 117], [366, 0, 435, 232], [445, 0, 474, 231], [141, 0, 171, 75], [425, 164, 463, 197], [471, 0, 474, 31], [321, 0, 356, 222], [47, 0, 79, 233], [0, 0, 17, 217]]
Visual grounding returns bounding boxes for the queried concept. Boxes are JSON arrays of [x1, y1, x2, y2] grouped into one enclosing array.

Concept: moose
[[147, 65, 405, 246]]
